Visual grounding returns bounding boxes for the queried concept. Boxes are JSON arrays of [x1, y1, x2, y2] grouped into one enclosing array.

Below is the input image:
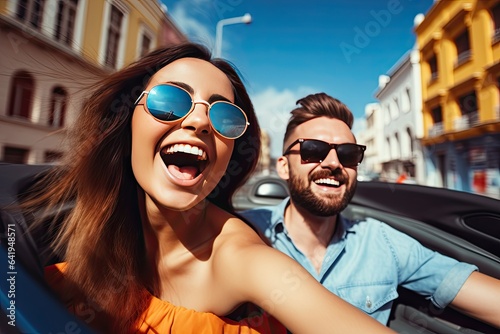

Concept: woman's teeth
[[165, 144, 207, 160]]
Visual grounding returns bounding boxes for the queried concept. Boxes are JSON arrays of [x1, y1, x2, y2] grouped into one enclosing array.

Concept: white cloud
[[168, 2, 214, 47], [250, 86, 317, 158], [166, 0, 249, 57]]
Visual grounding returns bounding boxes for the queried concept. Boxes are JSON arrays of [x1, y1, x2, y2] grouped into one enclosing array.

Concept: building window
[[428, 55, 438, 81], [407, 127, 414, 154], [455, 92, 479, 129], [455, 30, 471, 67], [54, 0, 78, 46], [394, 133, 401, 158], [404, 88, 411, 112], [392, 97, 400, 119], [459, 92, 478, 115], [137, 24, 155, 59], [385, 104, 391, 125], [386, 137, 391, 160], [16, 0, 45, 29], [8, 71, 34, 120], [3, 146, 29, 164], [49, 86, 67, 127], [429, 106, 443, 137], [140, 34, 152, 57], [492, 3, 500, 43], [431, 106, 443, 123], [105, 5, 124, 68]]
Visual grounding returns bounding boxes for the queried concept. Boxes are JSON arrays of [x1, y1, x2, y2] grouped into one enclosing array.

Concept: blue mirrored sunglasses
[[134, 83, 249, 139]]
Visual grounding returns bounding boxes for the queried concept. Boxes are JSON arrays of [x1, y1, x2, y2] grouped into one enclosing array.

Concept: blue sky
[[162, 0, 435, 157]]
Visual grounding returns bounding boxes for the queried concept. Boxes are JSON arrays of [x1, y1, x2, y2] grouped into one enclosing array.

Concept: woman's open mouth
[[160, 144, 208, 181]]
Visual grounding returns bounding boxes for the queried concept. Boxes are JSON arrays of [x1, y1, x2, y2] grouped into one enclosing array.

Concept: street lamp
[[214, 13, 252, 58]]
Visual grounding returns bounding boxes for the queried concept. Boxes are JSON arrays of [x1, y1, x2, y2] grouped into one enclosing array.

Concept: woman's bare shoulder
[[208, 204, 306, 288], [209, 205, 264, 243], [210, 207, 297, 282]]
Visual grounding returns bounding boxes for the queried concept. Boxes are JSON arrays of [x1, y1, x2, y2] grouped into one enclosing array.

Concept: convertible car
[[1, 163, 499, 333]]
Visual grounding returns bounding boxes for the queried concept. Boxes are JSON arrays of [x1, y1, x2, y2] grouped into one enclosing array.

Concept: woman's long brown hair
[[25, 42, 261, 332]]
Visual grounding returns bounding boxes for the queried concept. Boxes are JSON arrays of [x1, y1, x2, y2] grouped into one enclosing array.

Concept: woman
[[29, 42, 394, 333]]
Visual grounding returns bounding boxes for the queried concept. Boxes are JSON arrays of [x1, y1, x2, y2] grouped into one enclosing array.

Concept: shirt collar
[[331, 214, 351, 242], [270, 197, 354, 242], [269, 197, 290, 238]]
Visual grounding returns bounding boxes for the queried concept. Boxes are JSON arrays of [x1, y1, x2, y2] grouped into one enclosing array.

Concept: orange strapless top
[[45, 263, 287, 333]]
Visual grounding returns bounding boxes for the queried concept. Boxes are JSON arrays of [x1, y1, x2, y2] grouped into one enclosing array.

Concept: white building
[[356, 102, 383, 180], [372, 48, 425, 184]]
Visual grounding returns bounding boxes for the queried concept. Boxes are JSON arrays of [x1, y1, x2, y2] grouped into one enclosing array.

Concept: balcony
[[428, 72, 439, 85], [428, 122, 443, 137], [455, 50, 471, 68], [453, 111, 479, 131], [494, 28, 500, 44]]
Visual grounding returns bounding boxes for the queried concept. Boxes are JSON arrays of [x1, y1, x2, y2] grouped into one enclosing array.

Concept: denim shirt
[[240, 198, 478, 325]]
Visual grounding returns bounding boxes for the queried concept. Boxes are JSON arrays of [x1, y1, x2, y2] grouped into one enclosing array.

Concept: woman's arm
[[227, 242, 395, 334]]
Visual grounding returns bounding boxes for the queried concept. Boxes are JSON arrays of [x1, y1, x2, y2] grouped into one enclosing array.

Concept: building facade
[[0, 0, 185, 164], [356, 102, 384, 181], [415, 0, 500, 199], [359, 49, 425, 184], [372, 49, 425, 184]]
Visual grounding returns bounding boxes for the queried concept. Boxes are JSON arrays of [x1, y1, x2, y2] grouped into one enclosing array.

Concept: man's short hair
[[283, 93, 354, 146]]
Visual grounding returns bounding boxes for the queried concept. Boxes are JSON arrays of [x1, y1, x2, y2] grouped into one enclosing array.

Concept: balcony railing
[[494, 28, 500, 44], [455, 50, 471, 67], [428, 122, 443, 137], [453, 111, 479, 131], [428, 72, 439, 84]]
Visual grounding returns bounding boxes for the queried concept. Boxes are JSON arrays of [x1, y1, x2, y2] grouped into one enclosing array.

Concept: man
[[241, 93, 500, 327]]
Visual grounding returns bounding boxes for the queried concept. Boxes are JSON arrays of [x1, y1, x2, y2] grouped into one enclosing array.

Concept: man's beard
[[288, 169, 357, 217]]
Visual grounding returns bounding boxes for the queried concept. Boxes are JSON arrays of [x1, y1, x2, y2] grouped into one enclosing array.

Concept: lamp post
[[214, 13, 252, 58]]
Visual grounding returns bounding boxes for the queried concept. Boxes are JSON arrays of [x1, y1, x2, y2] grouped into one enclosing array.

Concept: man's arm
[[450, 271, 500, 328]]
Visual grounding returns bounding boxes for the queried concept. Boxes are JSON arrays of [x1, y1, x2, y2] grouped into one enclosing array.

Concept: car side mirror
[[254, 182, 288, 199]]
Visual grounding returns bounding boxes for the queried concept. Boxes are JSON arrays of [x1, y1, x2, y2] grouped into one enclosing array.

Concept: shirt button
[[366, 296, 372, 308]]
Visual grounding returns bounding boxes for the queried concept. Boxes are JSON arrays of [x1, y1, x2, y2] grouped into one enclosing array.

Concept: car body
[[1, 163, 499, 333]]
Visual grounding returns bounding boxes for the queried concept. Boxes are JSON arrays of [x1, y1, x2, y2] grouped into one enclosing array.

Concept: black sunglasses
[[134, 83, 249, 139], [283, 138, 366, 167]]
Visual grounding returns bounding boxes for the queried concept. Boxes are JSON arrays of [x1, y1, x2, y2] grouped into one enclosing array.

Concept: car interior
[[236, 173, 500, 333], [1, 163, 499, 333], [347, 181, 500, 334], [0, 164, 94, 334]]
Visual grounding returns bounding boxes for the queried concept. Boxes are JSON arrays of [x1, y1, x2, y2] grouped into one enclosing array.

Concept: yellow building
[[0, 0, 186, 164], [415, 0, 500, 198]]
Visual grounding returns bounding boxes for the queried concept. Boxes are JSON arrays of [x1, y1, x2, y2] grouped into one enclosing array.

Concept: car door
[[347, 181, 500, 334]]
